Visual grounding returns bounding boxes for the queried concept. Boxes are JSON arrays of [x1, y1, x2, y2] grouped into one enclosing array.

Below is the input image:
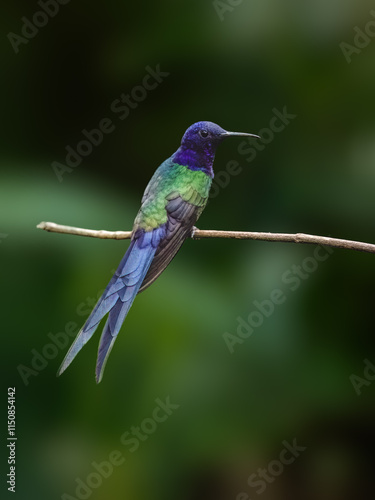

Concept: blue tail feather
[[57, 229, 162, 381], [95, 241, 156, 382]]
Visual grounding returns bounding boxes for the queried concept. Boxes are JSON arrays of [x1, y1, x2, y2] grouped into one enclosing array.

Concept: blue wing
[[139, 194, 206, 292], [57, 227, 165, 383]]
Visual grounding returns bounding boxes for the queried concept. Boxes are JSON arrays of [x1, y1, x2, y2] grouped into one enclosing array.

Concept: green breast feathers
[[134, 161, 212, 231]]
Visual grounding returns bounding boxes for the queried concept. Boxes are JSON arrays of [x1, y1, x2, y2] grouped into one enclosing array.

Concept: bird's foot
[[191, 226, 199, 239]]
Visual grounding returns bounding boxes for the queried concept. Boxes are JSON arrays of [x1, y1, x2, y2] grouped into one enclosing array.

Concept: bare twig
[[37, 222, 132, 240], [36, 221, 375, 254]]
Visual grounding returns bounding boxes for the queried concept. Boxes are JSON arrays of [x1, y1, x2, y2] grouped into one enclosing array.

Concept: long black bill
[[222, 131, 260, 139]]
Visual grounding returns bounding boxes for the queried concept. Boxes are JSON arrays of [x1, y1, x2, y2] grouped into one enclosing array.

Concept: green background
[[1, 1, 375, 499]]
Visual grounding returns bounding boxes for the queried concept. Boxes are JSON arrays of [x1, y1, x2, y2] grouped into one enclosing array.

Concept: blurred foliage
[[1, 0, 375, 499]]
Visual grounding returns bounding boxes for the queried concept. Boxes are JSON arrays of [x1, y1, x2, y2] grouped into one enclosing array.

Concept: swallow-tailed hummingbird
[[58, 121, 259, 382]]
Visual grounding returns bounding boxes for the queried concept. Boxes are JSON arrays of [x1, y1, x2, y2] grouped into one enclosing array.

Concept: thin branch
[[37, 222, 132, 240], [36, 221, 375, 254]]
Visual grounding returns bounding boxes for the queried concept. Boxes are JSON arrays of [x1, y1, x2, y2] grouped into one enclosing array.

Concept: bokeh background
[[1, 1, 375, 499]]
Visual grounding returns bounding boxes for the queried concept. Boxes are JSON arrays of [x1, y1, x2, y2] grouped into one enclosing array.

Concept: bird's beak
[[222, 131, 260, 139]]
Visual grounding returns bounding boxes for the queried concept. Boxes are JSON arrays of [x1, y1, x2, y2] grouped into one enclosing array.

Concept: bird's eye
[[199, 129, 209, 138]]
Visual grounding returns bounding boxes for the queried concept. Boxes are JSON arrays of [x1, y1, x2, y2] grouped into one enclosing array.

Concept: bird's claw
[[191, 226, 199, 239]]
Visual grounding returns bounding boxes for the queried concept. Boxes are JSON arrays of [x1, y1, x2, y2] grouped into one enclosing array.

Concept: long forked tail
[[57, 229, 163, 383]]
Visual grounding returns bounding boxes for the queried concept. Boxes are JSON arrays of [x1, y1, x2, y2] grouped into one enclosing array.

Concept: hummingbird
[[58, 121, 259, 382]]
